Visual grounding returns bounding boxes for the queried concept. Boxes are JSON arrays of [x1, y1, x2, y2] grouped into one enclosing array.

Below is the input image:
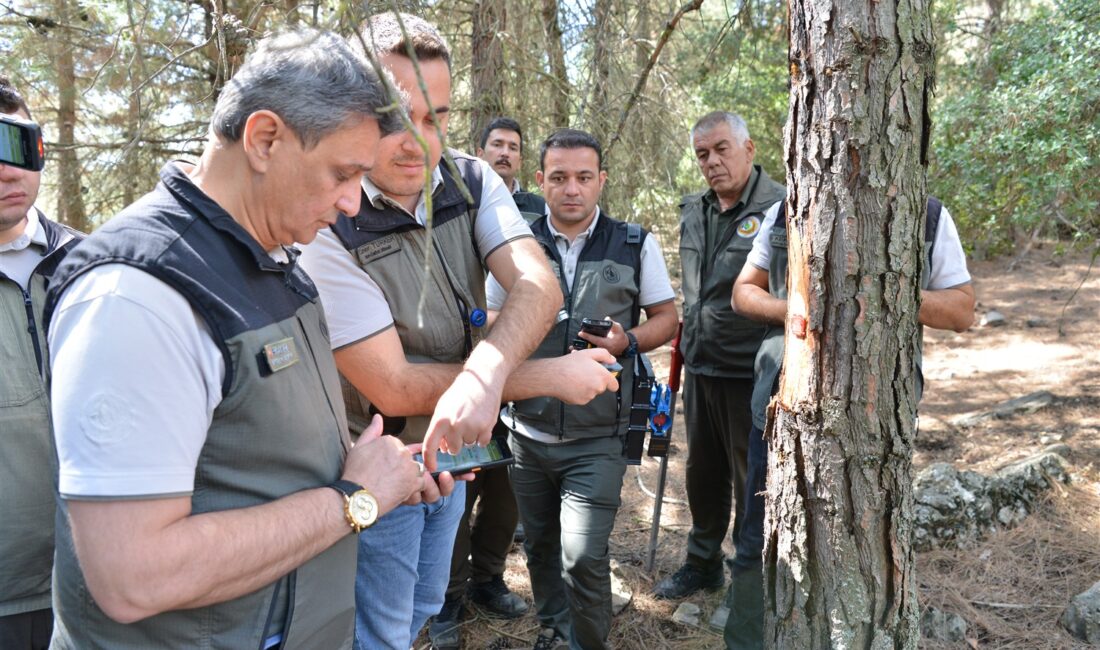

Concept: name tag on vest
[[262, 338, 300, 373], [356, 238, 401, 266]]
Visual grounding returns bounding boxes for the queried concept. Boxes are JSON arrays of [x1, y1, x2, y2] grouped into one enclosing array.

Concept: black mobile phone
[[580, 318, 613, 338], [415, 436, 514, 478], [0, 115, 45, 172]]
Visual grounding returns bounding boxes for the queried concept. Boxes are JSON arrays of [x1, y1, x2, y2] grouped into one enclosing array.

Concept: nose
[[563, 178, 581, 195], [335, 181, 362, 216], [0, 162, 22, 180]]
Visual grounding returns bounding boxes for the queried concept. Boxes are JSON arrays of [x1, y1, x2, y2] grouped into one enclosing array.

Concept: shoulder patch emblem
[[603, 265, 620, 283], [737, 216, 761, 238]]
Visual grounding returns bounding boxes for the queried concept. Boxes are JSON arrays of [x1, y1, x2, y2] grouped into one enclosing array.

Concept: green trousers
[[445, 459, 520, 597], [509, 433, 626, 650]]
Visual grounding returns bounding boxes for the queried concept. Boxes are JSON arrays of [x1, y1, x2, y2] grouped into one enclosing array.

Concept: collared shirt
[[361, 165, 445, 226], [0, 208, 49, 290]]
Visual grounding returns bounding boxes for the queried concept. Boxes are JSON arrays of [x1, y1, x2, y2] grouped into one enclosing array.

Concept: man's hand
[[342, 415, 422, 516], [421, 366, 505, 471], [577, 317, 629, 355], [546, 348, 620, 403]]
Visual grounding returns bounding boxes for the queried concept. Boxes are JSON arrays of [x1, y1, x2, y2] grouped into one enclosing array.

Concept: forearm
[[474, 268, 559, 385], [919, 285, 975, 332], [733, 282, 786, 326], [70, 488, 349, 623], [629, 303, 679, 353]]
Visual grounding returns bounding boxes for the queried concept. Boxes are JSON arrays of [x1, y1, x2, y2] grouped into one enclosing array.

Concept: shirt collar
[[547, 206, 601, 243], [703, 166, 759, 216], [510, 178, 522, 194], [361, 164, 445, 214], [0, 207, 47, 253]]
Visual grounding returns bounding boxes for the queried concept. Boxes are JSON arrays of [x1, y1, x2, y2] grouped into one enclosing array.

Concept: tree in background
[[764, 0, 933, 645]]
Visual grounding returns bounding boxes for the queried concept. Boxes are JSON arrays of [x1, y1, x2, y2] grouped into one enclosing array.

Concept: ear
[[535, 169, 545, 192], [476, 147, 485, 158], [744, 137, 756, 162], [597, 169, 608, 192], [240, 110, 286, 173]]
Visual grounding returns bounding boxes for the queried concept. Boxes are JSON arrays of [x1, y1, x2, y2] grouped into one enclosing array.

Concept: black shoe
[[469, 575, 529, 619], [428, 595, 466, 650], [652, 564, 724, 600], [526, 627, 568, 650], [513, 522, 526, 544]]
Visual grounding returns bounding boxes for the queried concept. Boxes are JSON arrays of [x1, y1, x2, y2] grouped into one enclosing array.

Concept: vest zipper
[[22, 288, 44, 374], [430, 238, 474, 359]]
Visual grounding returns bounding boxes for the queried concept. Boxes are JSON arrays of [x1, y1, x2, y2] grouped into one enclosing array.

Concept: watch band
[[624, 331, 639, 358], [327, 479, 364, 498]]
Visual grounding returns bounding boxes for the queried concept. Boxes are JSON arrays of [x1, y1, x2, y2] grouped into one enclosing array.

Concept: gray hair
[[211, 28, 402, 148], [690, 111, 750, 146]]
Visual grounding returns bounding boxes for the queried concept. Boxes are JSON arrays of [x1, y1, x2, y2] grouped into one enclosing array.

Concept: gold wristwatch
[[327, 479, 379, 533]]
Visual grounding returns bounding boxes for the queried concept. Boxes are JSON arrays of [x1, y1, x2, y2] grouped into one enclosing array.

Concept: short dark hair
[[539, 128, 603, 171], [355, 12, 451, 69], [479, 117, 523, 151], [0, 76, 32, 118]]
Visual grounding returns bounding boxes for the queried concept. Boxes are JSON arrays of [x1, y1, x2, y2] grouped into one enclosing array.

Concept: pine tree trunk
[[52, 0, 88, 232], [541, 0, 570, 128], [469, 0, 507, 149], [764, 0, 935, 647]]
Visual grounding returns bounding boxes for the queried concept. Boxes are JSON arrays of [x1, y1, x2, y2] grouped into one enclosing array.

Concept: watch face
[[348, 491, 378, 527]]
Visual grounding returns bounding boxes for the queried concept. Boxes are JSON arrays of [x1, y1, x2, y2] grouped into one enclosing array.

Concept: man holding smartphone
[[487, 129, 678, 650], [0, 77, 82, 650]]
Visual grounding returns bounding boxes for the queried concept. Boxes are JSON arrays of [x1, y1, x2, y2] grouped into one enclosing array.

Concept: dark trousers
[[445, 460, 520, 598], [510, 433, 626, 650], [683, 373, 753, 572], [725, 424, 767, 650], [0, 608, 52, 650]]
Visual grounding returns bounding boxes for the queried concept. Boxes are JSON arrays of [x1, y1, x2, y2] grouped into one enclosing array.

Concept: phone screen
[[416, 438, 513, 476], [0, 121, 26, 167]]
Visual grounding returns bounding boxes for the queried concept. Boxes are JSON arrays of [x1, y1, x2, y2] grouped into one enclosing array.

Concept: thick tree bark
[[764, 0, 935, 648], [52, 0, 88, 232], [468, 0, 506, 149], [541, 0, 570, 128], [587, 0, 613, 144]]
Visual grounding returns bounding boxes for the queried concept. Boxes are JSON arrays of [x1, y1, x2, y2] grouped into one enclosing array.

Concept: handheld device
[[0, 115, 45, 172], [414, 436, 514, 477], [602, 360, 623, 377], [572, 317, 614, 350]]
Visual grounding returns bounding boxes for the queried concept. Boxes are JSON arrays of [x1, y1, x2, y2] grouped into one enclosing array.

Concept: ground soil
[[431, 245, 1100, 649]]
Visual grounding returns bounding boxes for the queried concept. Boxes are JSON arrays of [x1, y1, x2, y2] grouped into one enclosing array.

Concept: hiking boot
[[525, 627, 568, 650], [428, 595, 466, 650], [469, 575, 529, 618], [652, 564, 724, 600]]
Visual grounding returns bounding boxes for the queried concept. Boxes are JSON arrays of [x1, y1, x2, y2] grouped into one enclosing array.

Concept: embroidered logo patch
[[603, 266, 620, 283], [355, 238, 401, 266], [737, 216, 761, 238], [263, 338, 300, 373]]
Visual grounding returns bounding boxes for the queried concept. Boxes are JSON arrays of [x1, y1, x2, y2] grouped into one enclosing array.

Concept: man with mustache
[[0, 76, 82, 650], [477, 117, 546, 224], [653, 111, 784, 600]]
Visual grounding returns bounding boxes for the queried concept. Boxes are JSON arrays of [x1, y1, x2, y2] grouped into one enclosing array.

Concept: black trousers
[[0, 608, 52, 650], [683, 373, 753, 572]]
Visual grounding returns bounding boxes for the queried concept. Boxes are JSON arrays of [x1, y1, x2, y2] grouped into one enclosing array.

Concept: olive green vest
[[330, 152, 489, 443], [679, 166, 786, 378], [0, 214, 78, 617], [509, 214, 644, 439], [46, 164, 356, 649], [512, 189, 546, 225]]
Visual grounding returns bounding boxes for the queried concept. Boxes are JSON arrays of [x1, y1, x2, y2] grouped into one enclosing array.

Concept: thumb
[[357, 414, 385, 444]]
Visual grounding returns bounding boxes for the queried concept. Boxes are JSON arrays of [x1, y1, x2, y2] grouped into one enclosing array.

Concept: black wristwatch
[[623, 331, 639, 358]]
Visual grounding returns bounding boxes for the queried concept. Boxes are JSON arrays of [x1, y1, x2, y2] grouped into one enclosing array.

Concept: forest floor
[[431, 245, 1100, 650]]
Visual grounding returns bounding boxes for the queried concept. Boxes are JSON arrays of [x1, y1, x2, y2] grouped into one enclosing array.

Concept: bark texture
[[52, 0, 88, 232], [540, 0, 571, 129], [764, 0, 935, 648], [468, 0, 506, 147]]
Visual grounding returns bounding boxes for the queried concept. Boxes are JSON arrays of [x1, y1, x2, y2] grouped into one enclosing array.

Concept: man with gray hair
[[45, 29, 434, 649], [653, 111, 785, 600]]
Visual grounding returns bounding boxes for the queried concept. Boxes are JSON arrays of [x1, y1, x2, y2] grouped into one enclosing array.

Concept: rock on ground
[[1062, 581, 1100, 645], [920, 607, 968, 642], [913, 450, 1071, 551]]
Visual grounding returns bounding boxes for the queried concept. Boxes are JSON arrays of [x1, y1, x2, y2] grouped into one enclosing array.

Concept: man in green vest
[[654, 111, 785, 600], [0, 76, 82, 650], [477, 116, 547, 223], [489, 129, 679, 649], [44, 30, 430, 650]]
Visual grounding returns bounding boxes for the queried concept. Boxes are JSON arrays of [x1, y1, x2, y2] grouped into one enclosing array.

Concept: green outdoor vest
[[750, 198, 944, 429], [0, 211, 80, 617], [512, 189, 546, 224], [329, 151, 489, 444], [45, 165, 356, 650], [679, 166, 786, 379], [508, 213, 644, 439]]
